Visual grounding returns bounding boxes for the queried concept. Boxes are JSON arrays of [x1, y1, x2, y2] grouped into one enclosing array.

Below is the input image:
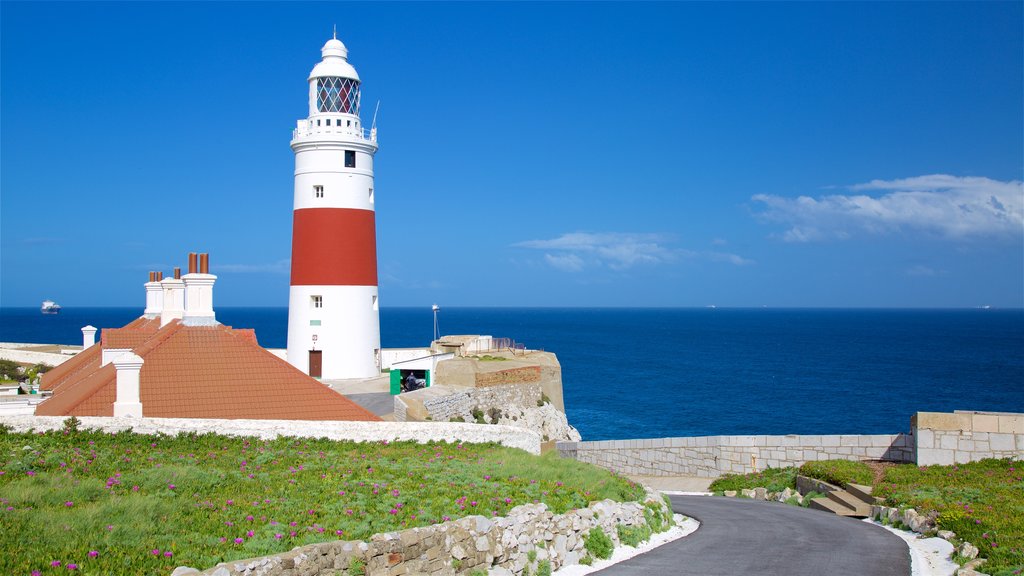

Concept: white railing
[[292, 125, 377, 143]]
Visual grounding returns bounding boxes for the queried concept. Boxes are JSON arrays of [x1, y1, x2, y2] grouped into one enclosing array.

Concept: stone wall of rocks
[[557, 433, 914, 478], [914, 411, 1024, 466], [182, 487, 672, 576], [0, 415, 542, 455], [395, 383, 542, 424]]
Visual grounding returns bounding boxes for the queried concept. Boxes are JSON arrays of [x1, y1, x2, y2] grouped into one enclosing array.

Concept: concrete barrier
[[0, 415, 542, 454]]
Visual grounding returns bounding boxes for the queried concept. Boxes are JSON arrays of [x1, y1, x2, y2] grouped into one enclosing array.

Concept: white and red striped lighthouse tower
[[287, 35, 380, 379]]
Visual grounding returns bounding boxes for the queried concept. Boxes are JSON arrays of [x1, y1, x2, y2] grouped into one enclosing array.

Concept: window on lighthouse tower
[[345, 150, 356, 168]]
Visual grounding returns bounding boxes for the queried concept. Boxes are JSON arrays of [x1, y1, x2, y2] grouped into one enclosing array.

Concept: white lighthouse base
[[286, 285, 381, 379]]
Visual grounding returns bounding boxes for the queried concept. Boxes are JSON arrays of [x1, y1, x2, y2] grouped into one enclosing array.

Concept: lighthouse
[[286, 35, 380, 379]]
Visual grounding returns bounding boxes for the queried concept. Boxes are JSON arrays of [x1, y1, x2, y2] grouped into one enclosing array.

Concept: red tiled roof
[[35, 363, 115, 416], [37, 316, 379, 422], [39, 344, 101, 392]]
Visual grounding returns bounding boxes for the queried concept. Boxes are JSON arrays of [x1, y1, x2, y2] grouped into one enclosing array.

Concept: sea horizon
[[3, 307, 1023, 441]]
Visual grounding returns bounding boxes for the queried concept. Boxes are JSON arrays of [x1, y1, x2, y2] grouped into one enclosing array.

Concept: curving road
[[596, 495, 911, 576]]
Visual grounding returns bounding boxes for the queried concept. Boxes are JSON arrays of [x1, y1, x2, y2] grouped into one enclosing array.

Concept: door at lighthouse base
[[308, 350, 322, 378]]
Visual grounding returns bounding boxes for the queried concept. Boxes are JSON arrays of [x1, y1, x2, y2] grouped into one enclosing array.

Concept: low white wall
[[915, 411, 1024, 465], [558, 433, 914, 478], [0, 400, 44, 415], [0, 415, 542, 455], [381, 348, 432, 370], [0, 348, 74, 367]]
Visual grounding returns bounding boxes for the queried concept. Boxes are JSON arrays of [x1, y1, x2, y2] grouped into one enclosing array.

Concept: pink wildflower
[[51, 561, 61, 567], [64, 501, 74, 507], [88, 551, 98, 558], [234, 538, 243, 544]]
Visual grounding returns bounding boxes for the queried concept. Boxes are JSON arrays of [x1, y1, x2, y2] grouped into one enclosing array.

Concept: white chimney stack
[[160, 266, 186, 327], [144, 271, 165, 318], [182, 252, 217, 326], [81, 325, 97, 349], [111, 351, 144, 418]]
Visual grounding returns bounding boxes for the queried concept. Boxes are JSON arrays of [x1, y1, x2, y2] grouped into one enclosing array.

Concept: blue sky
[[2, 2, 1021, 308]]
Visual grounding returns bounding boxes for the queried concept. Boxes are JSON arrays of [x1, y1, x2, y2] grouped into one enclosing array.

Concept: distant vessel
[[40, 300, 61, 314]]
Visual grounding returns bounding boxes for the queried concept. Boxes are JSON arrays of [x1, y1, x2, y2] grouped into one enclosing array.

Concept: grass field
[[0, 420, 643, 576]]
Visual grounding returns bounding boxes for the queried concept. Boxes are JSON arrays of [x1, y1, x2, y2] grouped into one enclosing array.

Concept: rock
[[724, 490, 737, 498], [451, 544, 468, 560], [937, 530, 955, 541], [475, 536, 491, 553], [171, 568, 200, 576], [741, 489, 756, 499], [753, 487, 768, 501], [488, 567, 515, 576], [959, 542, 979, 560], [210, 569, 230, 576]]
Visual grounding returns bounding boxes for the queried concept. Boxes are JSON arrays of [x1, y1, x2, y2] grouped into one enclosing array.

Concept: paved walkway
[[596, 495, 910, 576]]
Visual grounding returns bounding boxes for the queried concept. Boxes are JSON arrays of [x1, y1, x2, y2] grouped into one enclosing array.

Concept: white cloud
[[217, 259, 291, 274], [544, 253, 585, 272], [514, 233, 677, 271], [514, 232, 753, 271], [753, 175, 1023, 242]]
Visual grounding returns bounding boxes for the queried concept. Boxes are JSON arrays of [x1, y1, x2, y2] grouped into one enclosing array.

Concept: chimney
[[160, 268, 186, 327], [143, 271, 164, 318], [182, 252, 217, 326], [81, 325, 98, 349], [111, 351, 144, 418]]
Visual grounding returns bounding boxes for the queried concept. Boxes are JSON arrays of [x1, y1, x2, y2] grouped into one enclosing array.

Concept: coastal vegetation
[[875, 459, 1022, 574], [0, 420, 643, 576], [708, 458, 1023, 574]]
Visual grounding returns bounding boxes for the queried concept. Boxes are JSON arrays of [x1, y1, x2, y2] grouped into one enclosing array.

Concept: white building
[[286, 35, 381, 379]]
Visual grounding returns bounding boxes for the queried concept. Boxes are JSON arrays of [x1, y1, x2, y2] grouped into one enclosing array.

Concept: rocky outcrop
[[489, 402, 582, 443]]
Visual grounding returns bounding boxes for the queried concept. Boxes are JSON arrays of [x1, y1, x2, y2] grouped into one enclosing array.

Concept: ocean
[[2, 307, 1022, 441]]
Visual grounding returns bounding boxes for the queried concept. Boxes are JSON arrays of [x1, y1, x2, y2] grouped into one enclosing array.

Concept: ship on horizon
[[40, 300, 61, 314]]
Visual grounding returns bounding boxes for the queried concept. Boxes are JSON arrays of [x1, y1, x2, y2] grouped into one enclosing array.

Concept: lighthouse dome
[[309, 37, 360, 81]]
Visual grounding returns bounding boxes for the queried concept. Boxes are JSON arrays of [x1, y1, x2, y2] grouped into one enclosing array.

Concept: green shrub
[[617, 523, 652, 547], [527, 549, 537, 562], [471, 408, 485, 424], [798, 460, 873, 487], [536, 559, 552, 576], [579, 553, 593, 566], [347, 556, 366, 575], [584, 527, 613, 560], [708, 467, 797, 493], [0, 359, 20, 381]]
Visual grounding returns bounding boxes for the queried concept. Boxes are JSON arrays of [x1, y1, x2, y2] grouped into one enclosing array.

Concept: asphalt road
[[595, 495, 911, 576], [344, 392, 394, 417]]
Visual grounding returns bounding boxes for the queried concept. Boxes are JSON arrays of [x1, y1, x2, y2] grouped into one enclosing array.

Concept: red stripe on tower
[[290, 209, 378, 286]]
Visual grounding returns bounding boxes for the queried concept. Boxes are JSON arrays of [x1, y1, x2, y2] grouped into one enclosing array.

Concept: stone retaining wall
[[558, 411, 1024, 477], [394, 384, 542, 423], [187, 487, 671, 576], [0, 415, 542, 455], [557, 433, 913, 478], [914, 411, 1024, 466]]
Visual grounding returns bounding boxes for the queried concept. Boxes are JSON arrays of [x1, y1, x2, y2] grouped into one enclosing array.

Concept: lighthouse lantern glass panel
[[317, 77, 360, 114]]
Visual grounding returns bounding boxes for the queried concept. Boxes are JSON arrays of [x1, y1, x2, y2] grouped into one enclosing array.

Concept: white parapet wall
[[0, 415, 542, 455], [0, 345, 77, 367], [557, 410, 1024, 478], [557, 433, 914, 478], [914, 410, 1024, 465]]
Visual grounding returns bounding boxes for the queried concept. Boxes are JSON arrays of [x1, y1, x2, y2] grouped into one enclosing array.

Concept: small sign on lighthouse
[[286, 36, 381, 380]]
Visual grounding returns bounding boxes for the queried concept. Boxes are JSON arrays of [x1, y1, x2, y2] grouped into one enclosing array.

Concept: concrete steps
[[800, 475, 877, 518]]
